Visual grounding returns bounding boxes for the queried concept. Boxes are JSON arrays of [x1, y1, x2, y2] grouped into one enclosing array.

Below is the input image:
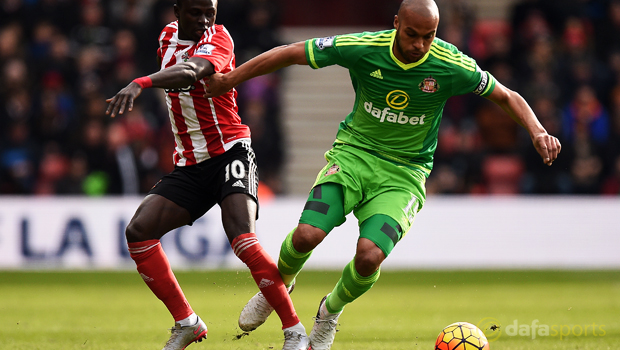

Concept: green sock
[[325, 259, 380, 314], [278, 228, 312, 287]]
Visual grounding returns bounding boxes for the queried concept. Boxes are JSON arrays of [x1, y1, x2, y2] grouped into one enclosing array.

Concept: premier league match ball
[[435, 322, 489, 350]]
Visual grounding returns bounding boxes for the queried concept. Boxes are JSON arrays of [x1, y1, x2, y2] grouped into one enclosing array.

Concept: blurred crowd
[[430, 0, 620, 195], [0, 0, 284, 196], [0, 0, 619, 196]]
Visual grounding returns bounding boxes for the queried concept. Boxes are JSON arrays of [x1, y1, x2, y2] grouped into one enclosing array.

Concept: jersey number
[[225, 160, 246, 182]]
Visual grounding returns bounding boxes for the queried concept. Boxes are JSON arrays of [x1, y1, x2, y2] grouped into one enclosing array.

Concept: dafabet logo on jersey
[[363, 90, 426, 125], [386, 90, 410, 109]]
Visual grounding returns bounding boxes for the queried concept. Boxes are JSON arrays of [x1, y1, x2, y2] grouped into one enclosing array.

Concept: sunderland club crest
[[324, 164, 340, 176], [419, 75, 439, 93]]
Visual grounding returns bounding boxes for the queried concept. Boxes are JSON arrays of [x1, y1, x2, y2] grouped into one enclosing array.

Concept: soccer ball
[[435, 322, 489, 350]]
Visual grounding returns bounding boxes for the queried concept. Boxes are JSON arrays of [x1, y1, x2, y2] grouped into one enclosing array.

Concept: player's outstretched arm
[[205, 41, 308, 98], [105, 57, 215, 117], [484, 81, 561, 166]]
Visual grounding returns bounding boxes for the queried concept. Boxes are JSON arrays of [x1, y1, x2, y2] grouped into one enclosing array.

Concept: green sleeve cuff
[[305, 39, 320, 69]]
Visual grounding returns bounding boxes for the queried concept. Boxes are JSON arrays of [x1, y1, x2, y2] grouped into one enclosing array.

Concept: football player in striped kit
[[105, 1, 308, 349]]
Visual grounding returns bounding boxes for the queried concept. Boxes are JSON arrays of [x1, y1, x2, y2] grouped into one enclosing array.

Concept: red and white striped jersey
[[157, 21, 251, 166]]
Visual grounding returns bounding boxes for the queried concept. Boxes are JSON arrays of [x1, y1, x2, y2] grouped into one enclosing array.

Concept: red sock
[[128, 239, 193, 322], [232, 233, 300, 329]]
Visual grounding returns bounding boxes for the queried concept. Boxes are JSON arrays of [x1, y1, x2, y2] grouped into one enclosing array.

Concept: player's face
[[174, 0, 218, 42], [393, 9, 438, 64]]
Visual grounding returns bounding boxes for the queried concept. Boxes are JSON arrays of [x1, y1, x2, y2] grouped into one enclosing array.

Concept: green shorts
[[306, 144, 426, 244]]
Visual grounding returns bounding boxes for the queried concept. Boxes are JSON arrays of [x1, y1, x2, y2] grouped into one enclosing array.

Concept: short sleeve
[[451, 60, 497, 97], [305, 35, 349, 69], [193, 28, 233, 73]]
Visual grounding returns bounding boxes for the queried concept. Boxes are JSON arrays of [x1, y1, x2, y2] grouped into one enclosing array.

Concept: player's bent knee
[[354, 243, 385, 276], [292, 224, 326, 253], [125, 220, 150, 243]]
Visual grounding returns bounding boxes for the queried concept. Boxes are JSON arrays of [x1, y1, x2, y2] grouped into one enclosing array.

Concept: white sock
[[177, 313, 198, 327], [283, 321, 306, 334], [320, 299, 341, 319]]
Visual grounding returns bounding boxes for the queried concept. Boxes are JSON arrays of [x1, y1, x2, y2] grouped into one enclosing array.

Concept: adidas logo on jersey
[[232, 180, 245, 188], [370, 69, 383, 79], [258, 278, 274, 289]]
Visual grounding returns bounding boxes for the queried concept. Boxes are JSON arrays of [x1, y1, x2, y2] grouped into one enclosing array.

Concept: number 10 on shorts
[[225, 160, 246, 182]]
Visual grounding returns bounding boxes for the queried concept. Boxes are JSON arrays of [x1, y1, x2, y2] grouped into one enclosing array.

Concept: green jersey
[[304, 29, 496, 176]]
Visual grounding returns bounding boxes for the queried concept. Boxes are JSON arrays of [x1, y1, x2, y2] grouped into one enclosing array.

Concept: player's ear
[[394, 15, 399, 30], [173, 4, 180, 20]]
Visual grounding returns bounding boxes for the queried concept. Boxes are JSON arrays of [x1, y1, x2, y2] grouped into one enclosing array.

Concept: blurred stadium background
[[0, 0, 618, 271], [1, 2, 619, 349]]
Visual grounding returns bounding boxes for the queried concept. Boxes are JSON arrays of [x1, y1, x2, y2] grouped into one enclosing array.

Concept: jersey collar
[[389, 30, 430, 70]]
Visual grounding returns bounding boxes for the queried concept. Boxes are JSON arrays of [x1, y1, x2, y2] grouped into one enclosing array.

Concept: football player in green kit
[[205, 0, 561, 349]]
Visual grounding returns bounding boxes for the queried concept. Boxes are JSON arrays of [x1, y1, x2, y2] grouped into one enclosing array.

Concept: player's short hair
[[399, 0, 439, 18], [176, 0, 218, 8], [176, 0, 192, 8]]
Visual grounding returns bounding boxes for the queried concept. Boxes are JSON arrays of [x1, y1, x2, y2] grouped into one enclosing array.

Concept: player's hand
[[532, 133, 561, 166], [105, 82, 143, 118], [204, 72, 231, 98]]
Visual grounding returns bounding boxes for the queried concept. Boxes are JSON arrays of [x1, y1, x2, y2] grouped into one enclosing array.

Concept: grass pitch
[[0, 270, 618, 350]]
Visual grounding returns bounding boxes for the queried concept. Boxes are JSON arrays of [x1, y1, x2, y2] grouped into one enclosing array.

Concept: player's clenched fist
[[204, 72, 231, 98], [533, 133, 561, 166]]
